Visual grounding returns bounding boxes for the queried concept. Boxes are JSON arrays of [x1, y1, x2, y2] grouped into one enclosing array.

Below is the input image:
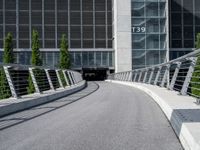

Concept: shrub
[[27, 30, 42, 94], [59, 34, 71, 86], [191, 33, 200, 97], [0, 33, 14, 99]]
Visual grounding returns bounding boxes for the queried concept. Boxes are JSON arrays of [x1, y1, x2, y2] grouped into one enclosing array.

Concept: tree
[[0, 33, 14, 99], [31, 30, 42, 66], [59, 34, 71, 87], [191, 33, 200, 97], [59, 34, 70, 69], [3, 33, 14, 63], [27, 30, 42, 94]]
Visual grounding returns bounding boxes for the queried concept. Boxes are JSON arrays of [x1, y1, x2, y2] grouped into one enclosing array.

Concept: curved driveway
[[0, 82, 182, 150]]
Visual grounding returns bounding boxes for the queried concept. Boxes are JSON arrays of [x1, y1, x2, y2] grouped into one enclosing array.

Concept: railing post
[[138, 71, 142, 82], [62, 70, 70, 86], [168, 62, 181, 90], [120, 73, 123, 81], [45, 69, 55, 90], [133, 71, 138, 82], [115, 74, 118, 80], [3, 66, 19, 98], [143, 70, 148, 83], [161, 64, 170, 87], [131, 71, 135, 82], [124, 72, 127, 81], [29, 67, 41, 93], [117, 73, 119, 80], [117, 73, 120, 80], [118, 73, 121, 80], [122, 72, 125, 81], [123, 72, 126, 81], [148, 69, 154, 84], [56, 69, 64, 88], [67, 71, 74, 85], [123, 73, 126, 81], [126, 72, 129, 81], [154, 66, 162, 85], [131, 71, 135, 81], [181, 57, 197, 95], [72, 72, 77, 84], [128, 71, 132, 81], [121, 73, 124, 81]]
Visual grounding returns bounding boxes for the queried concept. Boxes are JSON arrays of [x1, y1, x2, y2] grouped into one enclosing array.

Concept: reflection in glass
[[75, 52, 82, 67], [132, 51, 145, 66], [13, 51, 114, 69], [96, 52, 101, 66], [109, 52, 113, 67], [146, 19, 159, 33], [160, 50, 167, 63], [89, 52, 95, 66], [146, 34, 159, 49], [132, 0, 167, 68], [82, 52, 88, 67], [102, 52, 108, 66], [146, 51, 159, 66], [70, 52, 75, 67]]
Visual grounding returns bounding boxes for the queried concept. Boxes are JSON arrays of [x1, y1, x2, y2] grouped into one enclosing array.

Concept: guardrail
[[108, 49, 200, 100], [0, 63, 83, 99]]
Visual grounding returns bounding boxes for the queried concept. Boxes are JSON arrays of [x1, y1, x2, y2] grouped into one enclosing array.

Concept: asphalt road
[[0, 82, 183, 150]]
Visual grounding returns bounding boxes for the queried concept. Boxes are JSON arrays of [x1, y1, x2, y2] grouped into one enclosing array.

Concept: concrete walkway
[[0, 82, 182, 150], [108, 80, 200, 150]]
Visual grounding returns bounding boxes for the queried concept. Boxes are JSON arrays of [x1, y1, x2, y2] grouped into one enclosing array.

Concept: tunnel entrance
[[82, 68, 109, 81]]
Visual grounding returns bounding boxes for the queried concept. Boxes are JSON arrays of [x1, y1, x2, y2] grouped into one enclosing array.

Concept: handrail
[[108, 49, 200, 100], [0, 63, 84, 99]]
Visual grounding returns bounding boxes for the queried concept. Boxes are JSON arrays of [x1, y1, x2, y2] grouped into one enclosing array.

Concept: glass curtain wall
[[71, 51, 114, 69], [0, 0, 114, 69], [0, 51, 114, 68], [169, 0, 200, 60], [131, 0, 167, 69]]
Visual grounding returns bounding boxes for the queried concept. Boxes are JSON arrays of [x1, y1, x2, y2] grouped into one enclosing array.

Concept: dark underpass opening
[[82, 68, 113, 81]]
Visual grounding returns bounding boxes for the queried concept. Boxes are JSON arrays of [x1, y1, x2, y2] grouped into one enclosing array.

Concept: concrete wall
[[0, 81, 86, 117], [114, 0, 132, 73]]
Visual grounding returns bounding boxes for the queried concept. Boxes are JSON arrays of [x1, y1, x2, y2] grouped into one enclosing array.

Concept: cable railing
[[108, 49, 200, 100], [0, 63, 84, 99]]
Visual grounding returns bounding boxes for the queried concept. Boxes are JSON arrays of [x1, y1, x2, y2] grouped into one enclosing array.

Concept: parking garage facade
[[0, 0, 114, 80], [2, 0, 200, 80]]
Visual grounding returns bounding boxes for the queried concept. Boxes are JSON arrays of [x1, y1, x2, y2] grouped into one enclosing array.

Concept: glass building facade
[[1, 0, 199, 72], [169, 0, 200, 60], [131, 0, 168, 69], [0, 0, 114, 70]]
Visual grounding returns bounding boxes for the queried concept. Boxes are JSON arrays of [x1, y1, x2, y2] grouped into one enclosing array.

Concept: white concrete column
[[114, 0, 132, 72]]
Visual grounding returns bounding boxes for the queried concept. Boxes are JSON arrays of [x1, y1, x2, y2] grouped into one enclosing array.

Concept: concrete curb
[[0, 81, 87, 118], [106, 80, 200, 150]]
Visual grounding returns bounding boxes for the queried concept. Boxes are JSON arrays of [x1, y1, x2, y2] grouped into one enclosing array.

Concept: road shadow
[[0, 82, 99, 131]]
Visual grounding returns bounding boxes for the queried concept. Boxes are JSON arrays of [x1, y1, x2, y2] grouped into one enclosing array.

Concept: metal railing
[[108, 49, 200, 100], [0, 63, 84, 99]]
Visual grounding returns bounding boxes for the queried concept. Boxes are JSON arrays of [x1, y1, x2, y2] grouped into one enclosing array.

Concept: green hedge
[[191, 33, 200, 98], [0, 68, 11, 99]]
